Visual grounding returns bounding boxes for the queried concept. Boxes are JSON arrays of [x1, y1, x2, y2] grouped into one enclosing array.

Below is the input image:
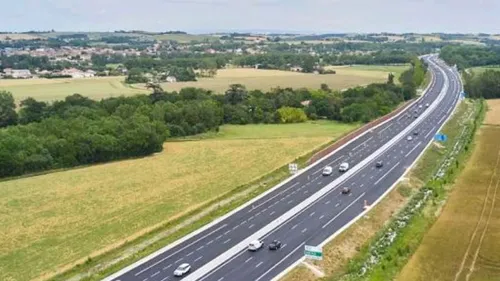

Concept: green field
[[1, 65, 408, 103], [470, 65, 500, 74], [0, 121, 357, 281]]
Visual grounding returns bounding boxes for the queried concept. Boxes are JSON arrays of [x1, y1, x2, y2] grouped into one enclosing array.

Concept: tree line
[[0, 57, 426, 178], [464, 69, 500, 99], [440, 45, 500, 70]]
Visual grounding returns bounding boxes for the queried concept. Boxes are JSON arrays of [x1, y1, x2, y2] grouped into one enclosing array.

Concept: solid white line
[[438, 114, 446, 124], [375, 161, 401, 186], [405, 142, 422, 158], [255, 242, 305, 281], [247, 182, 300, 212], [133, 224, 227, 276], [378, 123, 393, 134], [322, 192, 366, 229], [352, 136, 373, 151], [425, 125, 436, 138]]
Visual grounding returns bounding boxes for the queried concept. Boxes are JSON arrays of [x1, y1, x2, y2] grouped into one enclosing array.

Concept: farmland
[[0, 121, 357, 281], [0, 76, 148, 103], [397, 99, 500, 281], [0, 65, 407, 103]]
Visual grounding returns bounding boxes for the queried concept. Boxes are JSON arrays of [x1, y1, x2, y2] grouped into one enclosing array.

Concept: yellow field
[[1, 66, 405, 103], [398, 100, 500, 281], [484, 99, 500, 125], [149, 66, 405, 93], [0, 33, 42, 41], [0, 76, 148, 103], [0, 121, 357, 281]]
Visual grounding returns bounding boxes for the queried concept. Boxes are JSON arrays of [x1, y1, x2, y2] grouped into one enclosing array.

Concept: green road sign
[[304, 245, 322, 260]]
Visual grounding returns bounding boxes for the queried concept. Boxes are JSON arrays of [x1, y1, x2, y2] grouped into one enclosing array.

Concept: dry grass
[[0, 122, 356, 281], [1, 66, 406, 104], [397, 105, 500, 281], [484, 99, 500, 126], [0, 33, 42, 41], [149, 66, 406, 93], [0, 76, 148, 103], [283, 184, 414, 281]]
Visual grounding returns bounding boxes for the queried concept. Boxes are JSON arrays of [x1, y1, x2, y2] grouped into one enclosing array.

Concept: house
[[8, 69, 32, 79], [60, 68, 95, 78], [166, 76, 177, 83]]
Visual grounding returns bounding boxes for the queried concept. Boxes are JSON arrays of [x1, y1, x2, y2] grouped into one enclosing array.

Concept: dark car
[[375, 161, 383, 168], [413, 130, 419, 135], [341, 187, 351, 194], [414, 115, 418, 119], [268, 240, 282, 250]]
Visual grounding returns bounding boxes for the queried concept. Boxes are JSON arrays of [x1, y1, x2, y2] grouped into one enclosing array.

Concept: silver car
[[174, 263, 191, 277]]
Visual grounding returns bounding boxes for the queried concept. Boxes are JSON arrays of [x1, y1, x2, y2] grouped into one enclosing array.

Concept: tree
[[19, 97, 48, 124], [225, 84, 248, 105], [276, 107, 307, 123], [0, 91, 18, 127], [387, 73, 395, 84]]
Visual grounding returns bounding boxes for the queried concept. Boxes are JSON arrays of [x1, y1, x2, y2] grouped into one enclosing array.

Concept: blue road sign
[[434, 133, 448, 142]]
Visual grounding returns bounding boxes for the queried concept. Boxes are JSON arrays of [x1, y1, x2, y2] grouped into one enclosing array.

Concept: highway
[[105, 55, 462, 281]]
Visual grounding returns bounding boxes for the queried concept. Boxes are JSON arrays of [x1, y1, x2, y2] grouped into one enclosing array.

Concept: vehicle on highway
[[414, 115, 418, 118], [426, 103, 430, 107], [407, 136, 413, 141], [339, 162, 349, 172], [248, 240, 264, 251], [419, 104, 423, 109], [413, 130, 419, 135], [268, 240, 282, 250], [375, 161, 383, 168], [173, 263, 191, 277], [322, 166, 333, 176], [341, 187, 351, 194]]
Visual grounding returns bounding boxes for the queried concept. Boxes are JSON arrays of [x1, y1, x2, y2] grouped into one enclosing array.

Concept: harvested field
[[398, 101, 500, 281]]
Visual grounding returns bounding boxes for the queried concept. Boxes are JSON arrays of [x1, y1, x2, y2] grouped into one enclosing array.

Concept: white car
[[419, 104, 423, 109], [339, 162, 349, 172], [425, 103, 430, 107], [407, 136, 413, 141], [248, 240, 264, 251], [322, 166, 333, 176], [173, 263, 191, 277]]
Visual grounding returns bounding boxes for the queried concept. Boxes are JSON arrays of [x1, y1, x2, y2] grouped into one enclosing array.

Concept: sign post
[[304, 245, 323, 260], [289, 163, 298, 175]]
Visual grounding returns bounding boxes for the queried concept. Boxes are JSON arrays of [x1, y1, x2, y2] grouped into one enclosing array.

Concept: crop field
[[151, 66, 407, 93], [470, 65, 500, 75], [1, 65, 407, 104], [0, 76, 149, 103], [397, 100, 500, 281], [0, 121, 357, 281]]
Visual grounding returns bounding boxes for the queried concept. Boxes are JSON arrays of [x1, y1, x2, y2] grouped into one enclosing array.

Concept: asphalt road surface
[[106, 55, 462, 281]]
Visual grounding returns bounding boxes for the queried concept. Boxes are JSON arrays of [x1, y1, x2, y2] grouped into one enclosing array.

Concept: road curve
[[105, 55, 462, 281]]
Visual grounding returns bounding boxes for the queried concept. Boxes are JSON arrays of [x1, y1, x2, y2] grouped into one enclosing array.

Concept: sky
[[1, 0, 499, 34]]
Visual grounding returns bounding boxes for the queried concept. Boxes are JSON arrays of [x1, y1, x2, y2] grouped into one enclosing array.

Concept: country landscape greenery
[[3, 30, 500, 281]]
